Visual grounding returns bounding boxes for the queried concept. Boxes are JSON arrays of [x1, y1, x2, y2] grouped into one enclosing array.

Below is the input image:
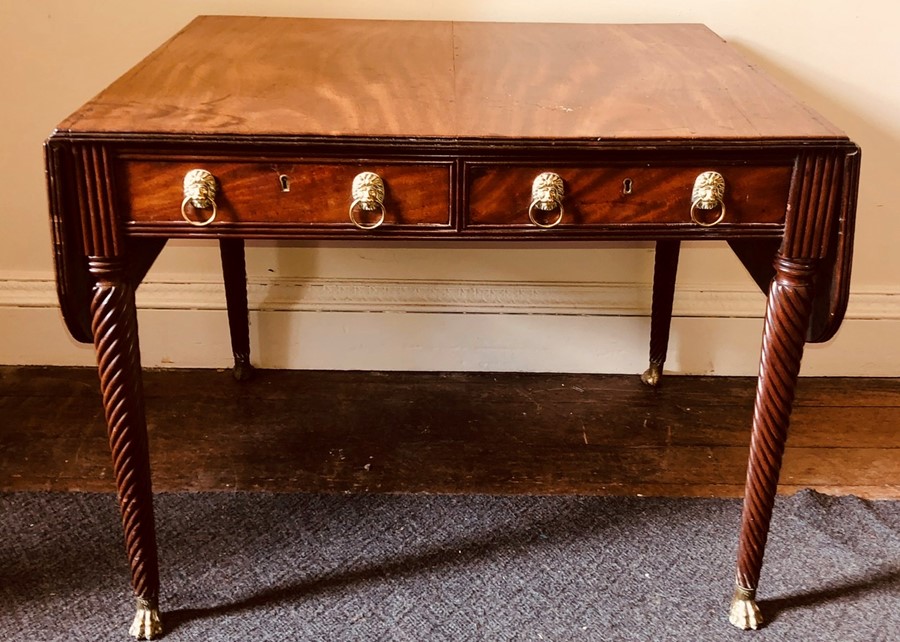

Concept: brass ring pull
[[527, 199, 564, 228], [690, 200, 726, 227], [180, 197, 218, 227], [349, 171, 386, 230], [348, 198, 386, 230], [690, 171, 726, 227], [181, 169, 218, 227], [528, 172, 565, 228]]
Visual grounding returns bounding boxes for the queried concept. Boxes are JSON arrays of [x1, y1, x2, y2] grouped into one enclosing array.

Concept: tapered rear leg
[[219, 239, 253, 381], [641, 240, 681, 386]]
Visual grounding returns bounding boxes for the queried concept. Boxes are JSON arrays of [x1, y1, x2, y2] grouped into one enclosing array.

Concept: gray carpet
[[1, 491, 898, 641]]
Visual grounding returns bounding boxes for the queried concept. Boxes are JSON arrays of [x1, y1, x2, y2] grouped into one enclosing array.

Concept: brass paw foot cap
[[129, 597, 163, 640], [729, 586, 763, 630], [640, 362, 662, 387]]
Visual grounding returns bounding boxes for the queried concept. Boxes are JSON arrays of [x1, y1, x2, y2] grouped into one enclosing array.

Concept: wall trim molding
[[1, 275, 897, 375], [1, 275, 896, 319]]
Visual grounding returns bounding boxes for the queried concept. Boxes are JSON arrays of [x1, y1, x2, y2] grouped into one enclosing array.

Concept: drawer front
[[119, 160, 453, 228], [465, 164, 792, 229]]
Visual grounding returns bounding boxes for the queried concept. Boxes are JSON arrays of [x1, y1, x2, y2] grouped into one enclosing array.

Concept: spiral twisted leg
[[89, 259, 162, 639], [641, 240, 680, 386], [219, 239, 253, 381], [730, 255, 816, 630]]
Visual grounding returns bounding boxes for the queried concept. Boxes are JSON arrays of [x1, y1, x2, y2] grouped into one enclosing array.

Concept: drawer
[[465, 164, 793, 229], [119, 160, 453, 229]]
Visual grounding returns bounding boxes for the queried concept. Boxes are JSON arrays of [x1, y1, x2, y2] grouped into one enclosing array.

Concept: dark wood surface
[[58, 17, 844, 141], [2, 367, 896, 499], [121, 159, 453, 227], [466, 163, 791, 227]]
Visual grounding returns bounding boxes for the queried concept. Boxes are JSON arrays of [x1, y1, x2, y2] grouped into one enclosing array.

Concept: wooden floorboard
[[0, 366, 897, 498]]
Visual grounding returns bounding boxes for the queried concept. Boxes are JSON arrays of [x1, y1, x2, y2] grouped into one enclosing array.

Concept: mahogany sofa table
[[45, 16, 860, 639]]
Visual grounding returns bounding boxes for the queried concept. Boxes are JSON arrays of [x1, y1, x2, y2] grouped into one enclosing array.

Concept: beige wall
[[1, 1, 897, 374]]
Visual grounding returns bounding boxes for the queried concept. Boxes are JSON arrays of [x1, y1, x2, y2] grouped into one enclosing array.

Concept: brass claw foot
[[729, 585, 763, 630], [640, 361, 662, 387], [129, 597, 163, 640]]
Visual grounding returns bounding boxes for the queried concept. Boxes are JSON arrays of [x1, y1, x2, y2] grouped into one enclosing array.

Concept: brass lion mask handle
[[690, 171, 726, 227], [181, 169, 218, 227], [528, 172, 565, 228], [349, 171, 386, 230]]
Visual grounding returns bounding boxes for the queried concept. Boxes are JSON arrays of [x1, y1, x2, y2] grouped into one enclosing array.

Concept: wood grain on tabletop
[[58, 17, 845, 140]]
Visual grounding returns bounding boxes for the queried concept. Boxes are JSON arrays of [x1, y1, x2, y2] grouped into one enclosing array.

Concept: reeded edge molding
[[0, 276, 896, 319]]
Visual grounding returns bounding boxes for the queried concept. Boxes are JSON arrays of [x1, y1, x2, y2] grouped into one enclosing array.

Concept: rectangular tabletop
[[59, 16, 844, 141]]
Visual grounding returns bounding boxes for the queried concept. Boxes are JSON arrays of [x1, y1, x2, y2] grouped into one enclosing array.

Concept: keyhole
[[623, 178, 633, 195], [279, 174, 291, 192]]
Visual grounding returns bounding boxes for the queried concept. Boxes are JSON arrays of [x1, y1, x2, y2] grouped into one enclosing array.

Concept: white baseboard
[[1, 276, 898, 375]]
